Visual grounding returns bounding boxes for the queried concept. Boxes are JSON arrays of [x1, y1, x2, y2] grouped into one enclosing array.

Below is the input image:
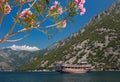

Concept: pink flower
[[73, 0, 79, 4], [54, 1, 59, 7], [49, 5, 56, 10], [0, 0, 5, 2], [62, 20, 66, 28], [80, 7, 86, 15], [73, 0, 86, 15], [57, 7, 63, 14], [19, 9, 32, 19], [78, 3, 83, 9], [4, 2, 11, 14], [79, 0, 85, 4], [49, 1, 59, 10]]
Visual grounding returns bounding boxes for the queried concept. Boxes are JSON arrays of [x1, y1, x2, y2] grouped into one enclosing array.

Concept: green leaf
[[68, 11, 78, 17], [67, 2, 76, 8]]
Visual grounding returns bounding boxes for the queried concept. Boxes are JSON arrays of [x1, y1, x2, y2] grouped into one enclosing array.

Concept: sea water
[[0, 71, 120, 82]]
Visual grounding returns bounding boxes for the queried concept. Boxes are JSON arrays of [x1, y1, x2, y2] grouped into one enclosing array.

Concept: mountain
[[22, 0, 120, 71], [0, 48, 46, 71]]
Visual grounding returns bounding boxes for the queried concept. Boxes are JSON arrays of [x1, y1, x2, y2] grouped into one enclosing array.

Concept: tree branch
[[0, 1, 76, 45], [6, 34, 28, 42], [0, 14, 5, 25], [10, 28, 26, 37], [28, 0, 36, 10], [0, 0, 36, 44], [35, 7, 70, 29], [0, 4, 23, 44], [39, 21, 61, 28], [11, 0, 34, 8]]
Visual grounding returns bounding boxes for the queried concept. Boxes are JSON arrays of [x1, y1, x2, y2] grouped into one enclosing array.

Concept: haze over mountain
[[21, 0, 120, 71], [0, 47, 46, 71]]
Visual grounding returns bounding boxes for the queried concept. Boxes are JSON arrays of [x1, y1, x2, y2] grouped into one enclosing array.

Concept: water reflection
[[0, 71, 120, 82], [60, 72, 120, 82]]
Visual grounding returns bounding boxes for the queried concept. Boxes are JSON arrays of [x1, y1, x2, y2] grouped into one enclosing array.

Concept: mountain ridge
[[0, 48, 47, 71]]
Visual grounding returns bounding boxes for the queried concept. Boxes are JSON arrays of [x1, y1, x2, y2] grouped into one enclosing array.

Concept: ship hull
[[56, 68, 89, 73]]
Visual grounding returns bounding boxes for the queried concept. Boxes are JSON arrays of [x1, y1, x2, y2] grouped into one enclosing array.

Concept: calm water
[[0, 71, 120, 82]]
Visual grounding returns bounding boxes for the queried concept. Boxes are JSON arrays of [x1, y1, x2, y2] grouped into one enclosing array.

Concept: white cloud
[[8, 44, 40, 51]]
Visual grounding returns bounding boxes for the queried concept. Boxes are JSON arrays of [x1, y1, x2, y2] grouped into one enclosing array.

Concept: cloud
[[8, 44, 40, 51]]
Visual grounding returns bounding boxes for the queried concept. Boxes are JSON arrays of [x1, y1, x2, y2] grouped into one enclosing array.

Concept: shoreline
[[0, 70, 120, 72]]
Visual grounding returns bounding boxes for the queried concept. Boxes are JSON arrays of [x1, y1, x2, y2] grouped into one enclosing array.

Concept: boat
[[55, 61, 92, 73]]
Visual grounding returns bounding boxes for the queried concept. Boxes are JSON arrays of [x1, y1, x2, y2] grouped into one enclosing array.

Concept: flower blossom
[[0, 0, 5, 2], [78, 3, 83, 9], [0, 0, 11, 14], [49, 1, 59, 10], [3, 2, 11, 14], [19, 9, 32, 19], [54, 1, 59, 6], [73, 0, 86, 15], [73, 0, 79, 4], [49, 5, 56, 10], [49, 1, 63, 15], [19, 8, 34, 27], [80, 7, 86, 15], [79, 0, 85, 4], [57, 7, 63, 14], [74, 0, 85, 4]]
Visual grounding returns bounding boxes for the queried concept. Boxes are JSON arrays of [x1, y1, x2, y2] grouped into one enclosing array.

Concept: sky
[[0, 0, 116, 50]]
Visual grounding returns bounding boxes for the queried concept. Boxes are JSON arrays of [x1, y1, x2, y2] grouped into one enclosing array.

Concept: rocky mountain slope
[[22, 0, 120, 71], [0, 48, 46, 71]]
